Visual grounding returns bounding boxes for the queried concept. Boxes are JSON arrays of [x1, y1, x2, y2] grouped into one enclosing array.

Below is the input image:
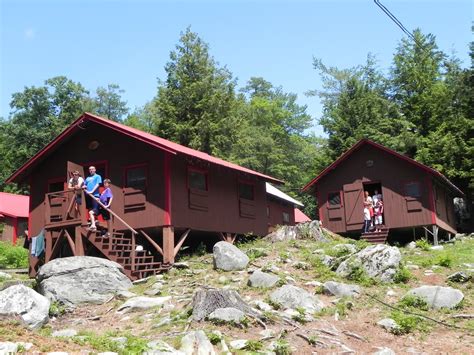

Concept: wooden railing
[[45, 189, 87, 227]]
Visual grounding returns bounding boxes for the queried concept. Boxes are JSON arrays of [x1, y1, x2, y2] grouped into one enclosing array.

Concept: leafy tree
[[92, 83, 129, 121], [152, 27, 239, 157], [123, 103, 156, 133]]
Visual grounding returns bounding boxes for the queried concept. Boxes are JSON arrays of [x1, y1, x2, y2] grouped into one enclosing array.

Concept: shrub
[[398, 295, 429, 311], [415, 239, 431, 251], [390, 311, 427, 334], [393, 266, 412, 284], [207, 332, 222, 345], [0, 241, 28, 268], [274, 340, 291, 355], [435, 254, 453, 268], [244, 340, 263, 351]]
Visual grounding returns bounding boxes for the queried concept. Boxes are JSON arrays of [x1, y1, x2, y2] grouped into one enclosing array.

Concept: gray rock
[[52, 329, 77, 337], [430, 245, 444, 251], [37, 256, 132, 306], [173, 262, 189, 269], [115, 290, 137, 299], [179, 330, 215, 355], [336, 244, 402, 282], [144, 283, 163, 296], [319, 254, 337, 268], [270, 285, 323, 313], [146, 340, 184, 355], [248, 270, 280, 288], [0, 284, 50, 329], [406, 241, 417, 250], [265, 220, 330, 243], [213, 242, 249, 271], [323, 281, 361, 298], [373, 347, 396, 355], [0, 271, 12, 280], [447, 271, 471, 283], [0, 342, 18, 353], [405, 286, 464, 309], [377, 318, 400, 332], [117, 296, 171, 314], [208, 307, 245, 323], [332, 243, 357, 255], [229, 340, 248, 350]]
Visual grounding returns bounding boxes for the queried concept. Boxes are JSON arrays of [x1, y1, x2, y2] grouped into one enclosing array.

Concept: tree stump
[[191, 288, 260, 321]]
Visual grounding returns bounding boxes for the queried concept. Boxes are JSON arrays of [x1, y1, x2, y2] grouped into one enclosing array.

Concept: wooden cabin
[[294, 208, 311, 224], [7, 113, 282, 279], [0, 192, 29, 245], [302, 139, 463, 244], [266, 183, 304, 231]]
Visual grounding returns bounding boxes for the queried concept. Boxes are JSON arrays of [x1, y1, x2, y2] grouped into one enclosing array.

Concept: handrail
[[83, 190, 138, 235]]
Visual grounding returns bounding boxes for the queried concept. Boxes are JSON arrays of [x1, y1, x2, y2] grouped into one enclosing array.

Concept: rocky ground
[[0, 223, 473, 354]]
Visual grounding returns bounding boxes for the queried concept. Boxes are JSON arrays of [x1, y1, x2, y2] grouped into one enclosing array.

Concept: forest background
[[0, 28, 472, 219]]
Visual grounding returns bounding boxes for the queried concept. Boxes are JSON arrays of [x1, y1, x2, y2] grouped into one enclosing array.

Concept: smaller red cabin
[[266, 183, 304, 231], [0, 192, 29, 245]]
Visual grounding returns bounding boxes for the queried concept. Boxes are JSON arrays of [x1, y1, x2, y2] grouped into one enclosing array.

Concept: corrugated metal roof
[[266, 183, 303, 206], [0, 192, 29, 218], [7, 113, 282, 184]]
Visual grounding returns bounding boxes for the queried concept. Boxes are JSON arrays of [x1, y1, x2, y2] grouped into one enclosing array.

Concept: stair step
[[117, 255, 154, 264], [124, 262, 164, 271]]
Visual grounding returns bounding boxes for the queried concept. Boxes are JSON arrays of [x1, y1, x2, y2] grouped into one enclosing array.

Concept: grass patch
[[0, 241, 28, 268], [393, 266, 413, 284], [415, 239, 431, 251], [274, 339, 291, 355], [390, 311, 428, 335]]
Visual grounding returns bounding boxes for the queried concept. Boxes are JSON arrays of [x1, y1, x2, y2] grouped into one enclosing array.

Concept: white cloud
[[24, 28, 36, 40]]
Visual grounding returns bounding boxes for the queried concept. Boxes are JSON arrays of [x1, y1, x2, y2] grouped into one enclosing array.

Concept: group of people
[[68, 166, 113, 234], [363, 189, 384, 233]]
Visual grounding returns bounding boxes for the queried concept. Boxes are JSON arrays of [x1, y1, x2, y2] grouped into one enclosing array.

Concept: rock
[[117, 296, 172, 314], [229, 340, 248, 350], [0, 342, 19, 353], [248, 270, 279, 288], [304, 281, 323, 287], [270, 285, 323, 313], [336, 244, 402, 282], [265, 220, 331, 243], [406, 241, 417, 250], [146, 340, 184, 354], [37, 256, 132, 306], [405, 286, 464, 309], [0, 284, 50, 329], [179, 330, 215, 355], [447, 271, 471, 283], [319, 255, 336, 268], [208, 307, 245, 323], [323, 281, 361, 298], [52, 329, 77, 337], [430, 245, 444, 251], [0, 271, 12, 280], [115, 290, 137, 299], [377, 318, 400, 332], [252, 300, 273, 312], [213, 242, 249, 271], [406, 264, 419, 270], [332, 243, 357, 255], [217, 276, 228, 284], [373, 347, 396, 355], [386, 289, 397, 297], [144, 283, 163, 296], [173, 262, 189, 269]]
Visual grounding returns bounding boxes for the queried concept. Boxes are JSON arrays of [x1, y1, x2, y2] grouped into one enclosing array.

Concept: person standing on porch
[[83, 166, 102, 231], [68, 170, 84, 211], [97, 179, 113, 237], [362, 191, 372, 233]]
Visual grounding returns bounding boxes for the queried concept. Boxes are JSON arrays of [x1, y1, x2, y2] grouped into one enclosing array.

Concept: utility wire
[[374, 0, 420, 45]]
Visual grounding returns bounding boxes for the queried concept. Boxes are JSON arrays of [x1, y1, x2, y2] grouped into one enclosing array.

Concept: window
[[188, 169, 207, 191], [405, 182, 421, 198], [239, 182, 254, 200], [282, 212, 290, 224], [125, 165, 147, 190], [328, 191, 341, 207], [49, 180, 65, 192]]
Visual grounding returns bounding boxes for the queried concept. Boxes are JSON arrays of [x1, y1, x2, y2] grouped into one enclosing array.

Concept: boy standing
[[84, 166, 102, 231], [98, 179, 113, 236]]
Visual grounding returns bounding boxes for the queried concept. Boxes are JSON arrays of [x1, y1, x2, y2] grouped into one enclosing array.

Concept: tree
[[0, 76, 90, 190], [92, 84, 129, 122], [152, 27, 239, 157]]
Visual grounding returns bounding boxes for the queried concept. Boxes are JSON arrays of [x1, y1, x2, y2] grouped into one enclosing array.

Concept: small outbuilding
[[0, 192, 29, 245], [265, 183, 304, 231], [303, 139, 463, 243]]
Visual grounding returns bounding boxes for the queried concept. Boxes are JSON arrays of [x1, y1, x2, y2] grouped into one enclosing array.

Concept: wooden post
[[412, 228, 416, 241], [433, 225, 439, 246], [131, 232, 136, 272], [45, 230, 53, 263], [75, 226, 84, 256], [163, 226, 175, 264]]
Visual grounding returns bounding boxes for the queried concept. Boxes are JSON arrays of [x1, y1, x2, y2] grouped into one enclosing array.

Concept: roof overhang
[[266, 183, 303, 206]]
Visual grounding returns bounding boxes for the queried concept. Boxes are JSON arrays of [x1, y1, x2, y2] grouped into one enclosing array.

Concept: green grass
[[0, 241, 28, 268]]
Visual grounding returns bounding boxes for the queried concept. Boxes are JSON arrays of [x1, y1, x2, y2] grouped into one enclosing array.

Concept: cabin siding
[[318, 144, 437, 234], [267, 198, 295, 229], [29, 123, 168, 236], [170, 156, 268, 236], [433, 181, 457, 234]]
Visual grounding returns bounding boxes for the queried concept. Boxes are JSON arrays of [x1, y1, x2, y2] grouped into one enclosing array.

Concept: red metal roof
[[0, 192, 29, 218], [294, 208, 311, 223], [7, 112, 282, 184], [302, 139, 463, 196]]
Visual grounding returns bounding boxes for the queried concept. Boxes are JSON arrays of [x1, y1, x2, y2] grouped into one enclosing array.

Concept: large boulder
[[336, 244, 402, 282], [0, 284, 50, 329], [248, 270, 280, 288], [265, 221, 331, 243], [37, 256, 132, 306], [270, 285, 323, 313], [405, 286, 464, 309], [213, 242, 249, 271], [208, 307, 246, 324]]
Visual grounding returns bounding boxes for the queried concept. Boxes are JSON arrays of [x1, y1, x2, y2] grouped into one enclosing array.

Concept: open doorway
[[363, 182, 385, 231]]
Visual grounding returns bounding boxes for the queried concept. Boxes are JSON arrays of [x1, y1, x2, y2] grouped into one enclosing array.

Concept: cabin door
[[343, 182, 364, 231]]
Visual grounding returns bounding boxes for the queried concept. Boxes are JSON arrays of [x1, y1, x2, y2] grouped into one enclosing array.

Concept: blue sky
[[1, 0, 472, 135]]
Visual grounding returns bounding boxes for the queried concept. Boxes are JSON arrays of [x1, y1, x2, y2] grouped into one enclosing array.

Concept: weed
[[265, 297, 281, 310], [435, 254, 453, 268], [393, 266, 412, 284], [207, 332, 222, 345], [246, 248, 267, 261], [415, 239, 431, 251], [398, 295, 429, 311], [48, 301, 67, 317], [0, 241, 28, 268], [292, 307, 308, 324], [274, 339, 291, 355], [345, 262, 376, 286], [390, 311, 427, 335], [244, 339, 263, 351]]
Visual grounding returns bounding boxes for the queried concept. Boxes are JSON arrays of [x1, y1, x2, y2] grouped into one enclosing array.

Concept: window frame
[[238, 180, 255, 201], [123, 163, 149, 191], [46, 176, 66, 193], [282, 211, 290, 224], [187, 166, 209, 192], [404, 181, 422, 200], [327, 190, 343, 209]]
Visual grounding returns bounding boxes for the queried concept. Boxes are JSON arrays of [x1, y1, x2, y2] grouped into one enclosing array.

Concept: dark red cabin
[[7, 113, 282, 279], [303, 139, 463, 243], [0, 192, 29, 245]]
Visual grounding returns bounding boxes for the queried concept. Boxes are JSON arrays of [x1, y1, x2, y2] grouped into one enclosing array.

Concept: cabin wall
[[0, 216, 27, 244], [433, 181, 457, 234], [170, 156, 268, 236], [28, 123, 167, 237], [267, 198, 295, 229], [317, 144, 434, 234]]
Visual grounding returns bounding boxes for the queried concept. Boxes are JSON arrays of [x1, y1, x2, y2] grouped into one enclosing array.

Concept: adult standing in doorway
[[362, 191, 373, 233], [83, 166, 102, 231]]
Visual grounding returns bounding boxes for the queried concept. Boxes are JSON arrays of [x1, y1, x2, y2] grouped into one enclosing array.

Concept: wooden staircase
[[361, 227, 390, 244], [84, 228, 171, 280]]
